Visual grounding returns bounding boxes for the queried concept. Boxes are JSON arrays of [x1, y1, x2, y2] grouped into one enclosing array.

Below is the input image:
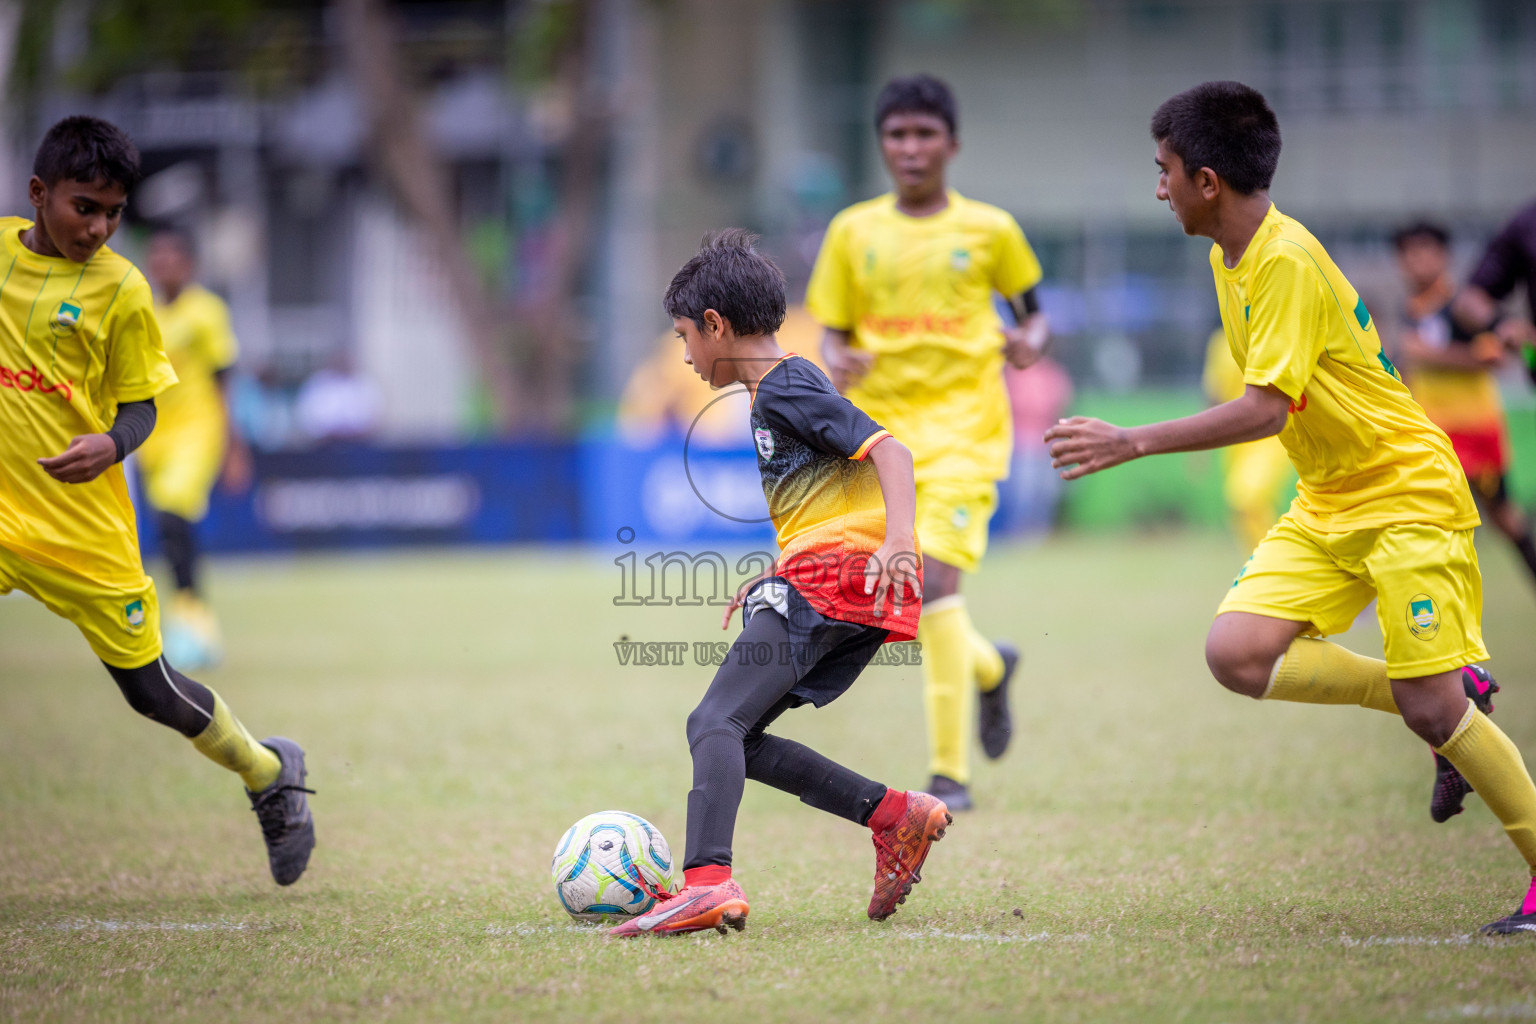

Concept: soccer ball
[[549, 811, 678, 923]]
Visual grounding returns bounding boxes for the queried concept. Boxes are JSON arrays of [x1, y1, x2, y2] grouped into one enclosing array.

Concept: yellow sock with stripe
[[969, 621, 1006, 693], [919, 596, 974, 784], [192, 693, 282, 792], [1263, 636, 1399, 714], [1437, 700, 1536, 871]]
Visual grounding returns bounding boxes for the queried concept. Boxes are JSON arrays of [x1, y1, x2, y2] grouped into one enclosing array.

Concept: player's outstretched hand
[[825, 345, 874, 393], [37, 433, 117, 484], [864, 542, 921, 616], [1044, 417, 1137, 480]]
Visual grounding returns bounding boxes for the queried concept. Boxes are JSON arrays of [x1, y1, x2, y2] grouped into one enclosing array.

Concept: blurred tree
[[335, 0, 522, 431], [8, 0, 609, 433]]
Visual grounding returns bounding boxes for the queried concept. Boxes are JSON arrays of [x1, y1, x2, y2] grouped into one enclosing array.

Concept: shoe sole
[[869, 804, 953, 922], [257, 737, 315, 886], [1481, 918, 1536, 936]]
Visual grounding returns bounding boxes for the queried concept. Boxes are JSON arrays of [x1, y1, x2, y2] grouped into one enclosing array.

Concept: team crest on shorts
[[124, 599, 146, 633], [753, 428, 774, 461], [50, 300, 82, 337], [1408, 594, 1439, 640], [950, 506, 970, 530]]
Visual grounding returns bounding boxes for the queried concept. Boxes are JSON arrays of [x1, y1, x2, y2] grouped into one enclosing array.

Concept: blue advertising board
[[137, 442, 582, 554]]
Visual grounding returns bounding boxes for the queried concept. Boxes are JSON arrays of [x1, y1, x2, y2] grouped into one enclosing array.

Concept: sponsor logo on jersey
[[0, 364, 73, 402], [754, 428, 774, 461], [950, 248, 971, 271], [124, 599, 146, 633], [1408, 594, 1439, 640], [49, 300, 82, 337]]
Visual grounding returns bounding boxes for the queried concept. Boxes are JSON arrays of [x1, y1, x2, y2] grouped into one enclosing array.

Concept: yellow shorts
[[915, 478, 997, 574], [1217, 516, 1487, 678], [0, 545, 162, 668], [136, 427, 224, 522]]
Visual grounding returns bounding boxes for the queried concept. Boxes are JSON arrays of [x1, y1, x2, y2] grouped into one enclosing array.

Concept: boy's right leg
[[612, 611, 802, 936]]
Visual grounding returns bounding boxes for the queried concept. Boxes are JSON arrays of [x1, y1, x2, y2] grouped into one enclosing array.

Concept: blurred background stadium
[[3, 0, 1535, 547]]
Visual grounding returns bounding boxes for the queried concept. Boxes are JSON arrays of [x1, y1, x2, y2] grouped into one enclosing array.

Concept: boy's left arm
[[1045, 384, 1290, 480], [866, 436, 921, 613]]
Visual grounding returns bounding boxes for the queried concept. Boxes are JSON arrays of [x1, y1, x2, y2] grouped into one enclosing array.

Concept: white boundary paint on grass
[[44, 919, 257, 933]]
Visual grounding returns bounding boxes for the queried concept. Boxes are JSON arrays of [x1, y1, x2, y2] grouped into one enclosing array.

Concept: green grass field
[[3, 531, 1535, 1022]]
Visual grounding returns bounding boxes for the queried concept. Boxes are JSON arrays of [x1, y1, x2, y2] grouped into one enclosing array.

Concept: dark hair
[[664, 229, 786, 337], [1392, 220, 1450, 251], [1150, 82, 1280, 195], [874, 74, 957, 136], [32, 115, 142, 193]]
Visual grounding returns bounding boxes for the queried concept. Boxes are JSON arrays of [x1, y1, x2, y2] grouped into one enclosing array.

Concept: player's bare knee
[[1203, 630, 1267, 698]]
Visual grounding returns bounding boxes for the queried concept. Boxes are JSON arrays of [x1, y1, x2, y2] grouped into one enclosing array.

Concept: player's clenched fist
[[37, 434, 118, 484], [1044, 417, 1138, 480]]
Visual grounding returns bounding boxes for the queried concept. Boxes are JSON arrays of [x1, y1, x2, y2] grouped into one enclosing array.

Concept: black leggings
[[157, 511, 199, 594], [103, 656, 215, 738], [683, 609, 888, 870]]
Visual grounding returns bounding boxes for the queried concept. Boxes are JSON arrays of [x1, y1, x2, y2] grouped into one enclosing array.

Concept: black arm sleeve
[[1469, 207, 1536, 302], [107, 399, 157, 463], [757, 360, 887, 458]]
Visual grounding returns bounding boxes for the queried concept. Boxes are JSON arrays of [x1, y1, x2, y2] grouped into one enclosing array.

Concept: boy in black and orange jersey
[[611, 231, 949, 937], [0, 117, 314, 886]]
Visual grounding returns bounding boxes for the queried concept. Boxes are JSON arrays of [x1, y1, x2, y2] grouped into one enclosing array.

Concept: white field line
[[894, 928, 1089, 944], [1338, 934, 1477, 948], [483, 924, 599, 936], [1427, 1005, 1536, 1020]]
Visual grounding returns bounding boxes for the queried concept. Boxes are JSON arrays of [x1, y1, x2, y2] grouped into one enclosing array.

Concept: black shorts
[[742, 577, 889, 708]]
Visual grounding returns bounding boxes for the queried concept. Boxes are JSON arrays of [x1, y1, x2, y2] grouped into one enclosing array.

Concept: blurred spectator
[[996, 357, 1073, 535], [296, 357, 381, 444]]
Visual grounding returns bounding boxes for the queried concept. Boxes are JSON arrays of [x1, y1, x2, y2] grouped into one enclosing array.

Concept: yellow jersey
[[0, 217, 176, 586], [138, 283, 238, 454], [805, 190, 1042, 484], [1213, 205, 1477, 533]]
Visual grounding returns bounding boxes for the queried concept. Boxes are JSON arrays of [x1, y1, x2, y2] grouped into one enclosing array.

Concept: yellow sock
[[1263, 636, 1399, 714], [192, 693, 281, 791], [1437, 701, 1536, 871], [969, 620, 1006, 693], [919, 596, 974, 784]]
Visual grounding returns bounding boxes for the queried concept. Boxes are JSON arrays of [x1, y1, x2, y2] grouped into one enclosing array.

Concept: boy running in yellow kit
[[138, 227, 251, 669], [807, 75, 1048, 809], [0, 117, 314, 885], [1047, 82, 1536, 935]]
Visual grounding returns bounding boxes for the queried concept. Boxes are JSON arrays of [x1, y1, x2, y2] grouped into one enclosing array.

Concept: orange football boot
[[608, 877, 749, 937], [867, 790, 951, 921]]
